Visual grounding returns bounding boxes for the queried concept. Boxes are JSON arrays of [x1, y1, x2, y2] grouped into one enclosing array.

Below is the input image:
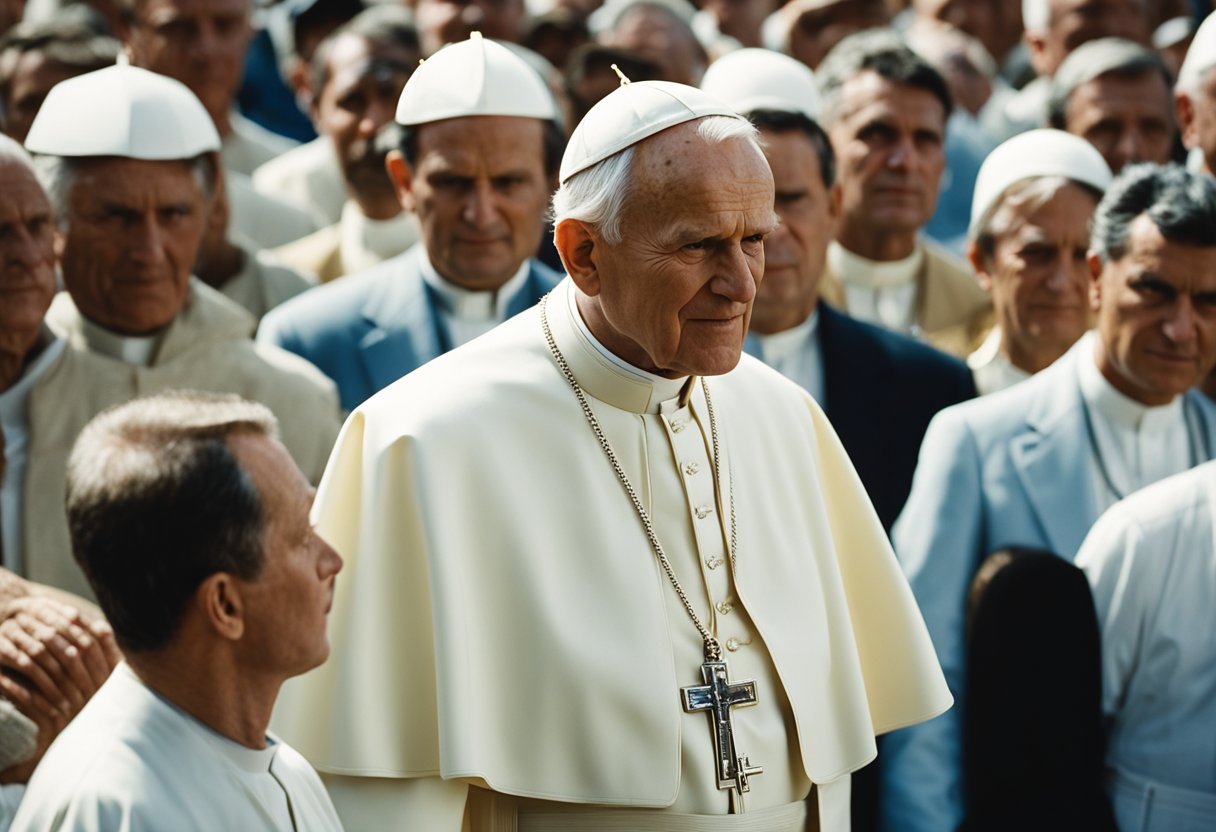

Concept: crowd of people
[[0, 0, 1214, 829]]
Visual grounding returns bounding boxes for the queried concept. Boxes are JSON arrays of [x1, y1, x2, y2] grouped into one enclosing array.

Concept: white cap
[[970, 129, 1112, 237], [25, 64, 220, 159], [700, 48, 820, 121], [1178, 12, 1216, 93], [561, 80, 741, 182], [1022, 0, 1049, 32], [395, 32, 558, 126]]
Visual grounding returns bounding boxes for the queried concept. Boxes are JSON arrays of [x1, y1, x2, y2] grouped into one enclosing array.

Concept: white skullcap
[[1022, 0, 1049, 31], [970, 129, 1112, 237], [1178, 12, 1216, 93], [24, 64, 220, 159], [561, 80, 741, 182], [700, 48, 821, 121], [395, 32, 558, 126]]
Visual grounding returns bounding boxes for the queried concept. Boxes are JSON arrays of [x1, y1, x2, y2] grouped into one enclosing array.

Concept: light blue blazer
[[258, 245, 562, 412], [880, 337, 1216, 832]]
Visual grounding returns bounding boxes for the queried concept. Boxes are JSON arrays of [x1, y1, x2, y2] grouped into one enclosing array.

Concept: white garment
[[0, 336, 66, 574], [223, 111, 299, 177], [253, 137, 348, 226], [337, 203, 419, 275], [1076, 460, 1216, 832], [418, 253, 531, 346], [827, 242, 923, 334], [218, 237, 317, 322], [966, 325, 1030, 396], [753, 312, 824, 405], [1077, 340, 1197, 513], [228, 172, 320, 251], [77, 316, 160, 366], [0, 785, 23, 832], [11, 664, 343, 832]]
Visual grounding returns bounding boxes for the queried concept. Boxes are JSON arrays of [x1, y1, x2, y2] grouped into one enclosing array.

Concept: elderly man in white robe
[[272, 66, 952, 830]]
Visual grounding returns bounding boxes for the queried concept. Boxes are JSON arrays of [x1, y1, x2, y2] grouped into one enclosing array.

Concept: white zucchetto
[[395, 32, 558, 127], [969, 128, 1113, 237], [560, 80, 741, 183], [700, 48, 821, 121], [1178, 12, 1216, 93], [24, 64, 220, 159]]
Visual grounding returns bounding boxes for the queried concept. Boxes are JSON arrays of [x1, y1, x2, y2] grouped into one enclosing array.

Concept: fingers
[[2, 598, 119, 705], [0, 619, 81, 714], [0, 670, 66, 731]]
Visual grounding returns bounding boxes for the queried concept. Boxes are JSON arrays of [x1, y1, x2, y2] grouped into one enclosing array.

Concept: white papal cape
[[274, 279, 951, 828]]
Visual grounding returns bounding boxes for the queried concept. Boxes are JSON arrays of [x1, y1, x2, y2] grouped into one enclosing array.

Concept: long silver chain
[[540, 293, 737, 662]]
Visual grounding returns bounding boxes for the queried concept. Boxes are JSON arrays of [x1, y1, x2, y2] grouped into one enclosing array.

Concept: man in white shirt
[[11, 391, 344, 831], [882, 161, 1216, 832], [1076, 459, 1216, 832]]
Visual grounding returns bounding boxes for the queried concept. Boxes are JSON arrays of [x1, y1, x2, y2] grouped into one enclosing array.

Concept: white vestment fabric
[[827, 242, 921, 334], [11, 665, 342, 832], [753, 312, 823, 405], [1076, 460, 1216, 832], [218, 236, 317, 322], [966, 326, 1030, 396], [273, 278, 950, 829]]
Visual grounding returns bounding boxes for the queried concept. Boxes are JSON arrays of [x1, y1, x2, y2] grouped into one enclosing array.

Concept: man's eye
[[684, 240, 707, 251]]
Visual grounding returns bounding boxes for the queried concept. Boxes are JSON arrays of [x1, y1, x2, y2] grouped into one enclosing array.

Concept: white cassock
[[272, 278, 951, 830], [1076, 460, 1216, 832]]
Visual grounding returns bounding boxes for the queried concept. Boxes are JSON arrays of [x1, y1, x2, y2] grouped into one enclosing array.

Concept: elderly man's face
[[573, 124, 776, 378], [0, 160, 56, 357], [829, 71, 946, 239], [752, 127, 837, 335], [1178, 67, 1216, 177], [59, 157, 206, 336], [973, 182, 1096, 365], [392, 115, 549, 291], [1065, 70, 1174, 173], [2, 53, 86, 145], [1091, 213, 1216, 406], [127, 0, 253, 130], [1031, 0, 1147, 77], [230, 431, 342, 677], [414, 0, 524, 57]]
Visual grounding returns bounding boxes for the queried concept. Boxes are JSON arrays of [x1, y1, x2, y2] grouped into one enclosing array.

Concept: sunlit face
[[828, 72, 947, 239], [974, 182, 1097, 365], [752, 127, 837, 335], [413, 0, 524, 57], [1178, 66, 1216, 177], [59, 157, 206, 336], [2, 53, 84, 145], [1031, 0, 1148, 76], [394, 115, 550, 291], [571, 125, 777, 378], [1092, 213, 1216, 406], [0, 161, 56, 359], [1065, 70, 1174, 173], [229, 432, 342, 678], [127, 0, 253, 129]]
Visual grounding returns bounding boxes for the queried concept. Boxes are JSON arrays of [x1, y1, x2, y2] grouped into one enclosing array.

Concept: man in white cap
[[18, 64, 341, 602], [883, 162, 1216, 832], [272, 73, 951, 829], [814, 29, 991, 356], [1177, 11, 1216, 178], [257, 34, 563, 412], [966, 129, 1112, 394]]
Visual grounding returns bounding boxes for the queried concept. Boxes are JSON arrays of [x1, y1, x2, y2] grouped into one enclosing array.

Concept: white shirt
[[753, 312, 824, 405], [0, 336, 66, 574], [966, 325, 1030, 396], [1077, 338, 1197, 513], [828, 242, 923, 334], [77, 315, 161, 367], [418, 253, 531, 347], [11, 664, 343, 832], [337, 202, 419, 275]]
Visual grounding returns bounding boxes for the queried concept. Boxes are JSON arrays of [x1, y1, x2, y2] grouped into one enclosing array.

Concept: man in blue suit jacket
[[259, 35, 564, 412], [882, 164, 1216, 832]]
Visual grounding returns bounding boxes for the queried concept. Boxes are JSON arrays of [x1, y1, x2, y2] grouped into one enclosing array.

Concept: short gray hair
[[1091, 163, 1216, 264], [551, 115, 758, 244]]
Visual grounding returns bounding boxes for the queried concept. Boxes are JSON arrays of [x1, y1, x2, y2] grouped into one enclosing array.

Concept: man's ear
[[196, 574, 245, 642], [1177, 90, 1198, 149], [1087, 251, 1104, 313], [968, 240, 993, 293], [555, 218, 601, 296], [385, 150, 415, 214]]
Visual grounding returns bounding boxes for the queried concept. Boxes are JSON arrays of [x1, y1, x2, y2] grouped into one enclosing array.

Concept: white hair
[[552, 115, 759, 244], [0, 134, 34, 171]]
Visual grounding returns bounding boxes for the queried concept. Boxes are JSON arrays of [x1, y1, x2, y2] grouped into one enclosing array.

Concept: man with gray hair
[[884, 162, 1216, 832], [272, 75, 951, 829], [1048, 37, 1176, 173]]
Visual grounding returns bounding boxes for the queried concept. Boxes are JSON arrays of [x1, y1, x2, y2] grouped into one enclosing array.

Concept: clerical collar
[[419, 251, 530, 322], [754, 310, 817, 364], [1078, 335, 1184, 434], [79, 315, 162, 367], [552, 278, 688, 414], [828, 241, 924, 290], [967, 326, 1030, 396], [339, 201, 417, 273]]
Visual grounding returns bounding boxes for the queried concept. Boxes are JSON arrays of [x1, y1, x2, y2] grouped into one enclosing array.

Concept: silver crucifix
[[681, 660, 763, 793]]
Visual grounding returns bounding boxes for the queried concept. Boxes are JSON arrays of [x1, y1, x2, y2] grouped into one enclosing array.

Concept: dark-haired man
[[11, 392, 343, 831]]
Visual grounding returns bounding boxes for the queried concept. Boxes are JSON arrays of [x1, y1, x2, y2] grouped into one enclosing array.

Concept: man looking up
[[816, 29, 991, 355], [258, 33, 562, 412], [12, 391, 344, 830]]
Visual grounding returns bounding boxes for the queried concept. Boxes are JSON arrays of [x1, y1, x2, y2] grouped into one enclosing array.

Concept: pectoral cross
[[681, 660, 763, 794]]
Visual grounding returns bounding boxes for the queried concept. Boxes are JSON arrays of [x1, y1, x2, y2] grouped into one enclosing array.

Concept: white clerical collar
[[0, 333, 65, 433], [339, 201, 416, 273], [1079, 334, 1184, 433], [754, 310, 818, 364], [828, 241, 924, 290], [419, 251, 530, 322], [78, 315, 162, 367], [967, 325, 1031, 396]]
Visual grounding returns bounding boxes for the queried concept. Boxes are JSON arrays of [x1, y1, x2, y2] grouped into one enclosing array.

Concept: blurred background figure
[[562, 42, 659, 126], [593, 0, 708, 85], [1177, 10, 1216, 178], [762, 0, 889, 70]]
